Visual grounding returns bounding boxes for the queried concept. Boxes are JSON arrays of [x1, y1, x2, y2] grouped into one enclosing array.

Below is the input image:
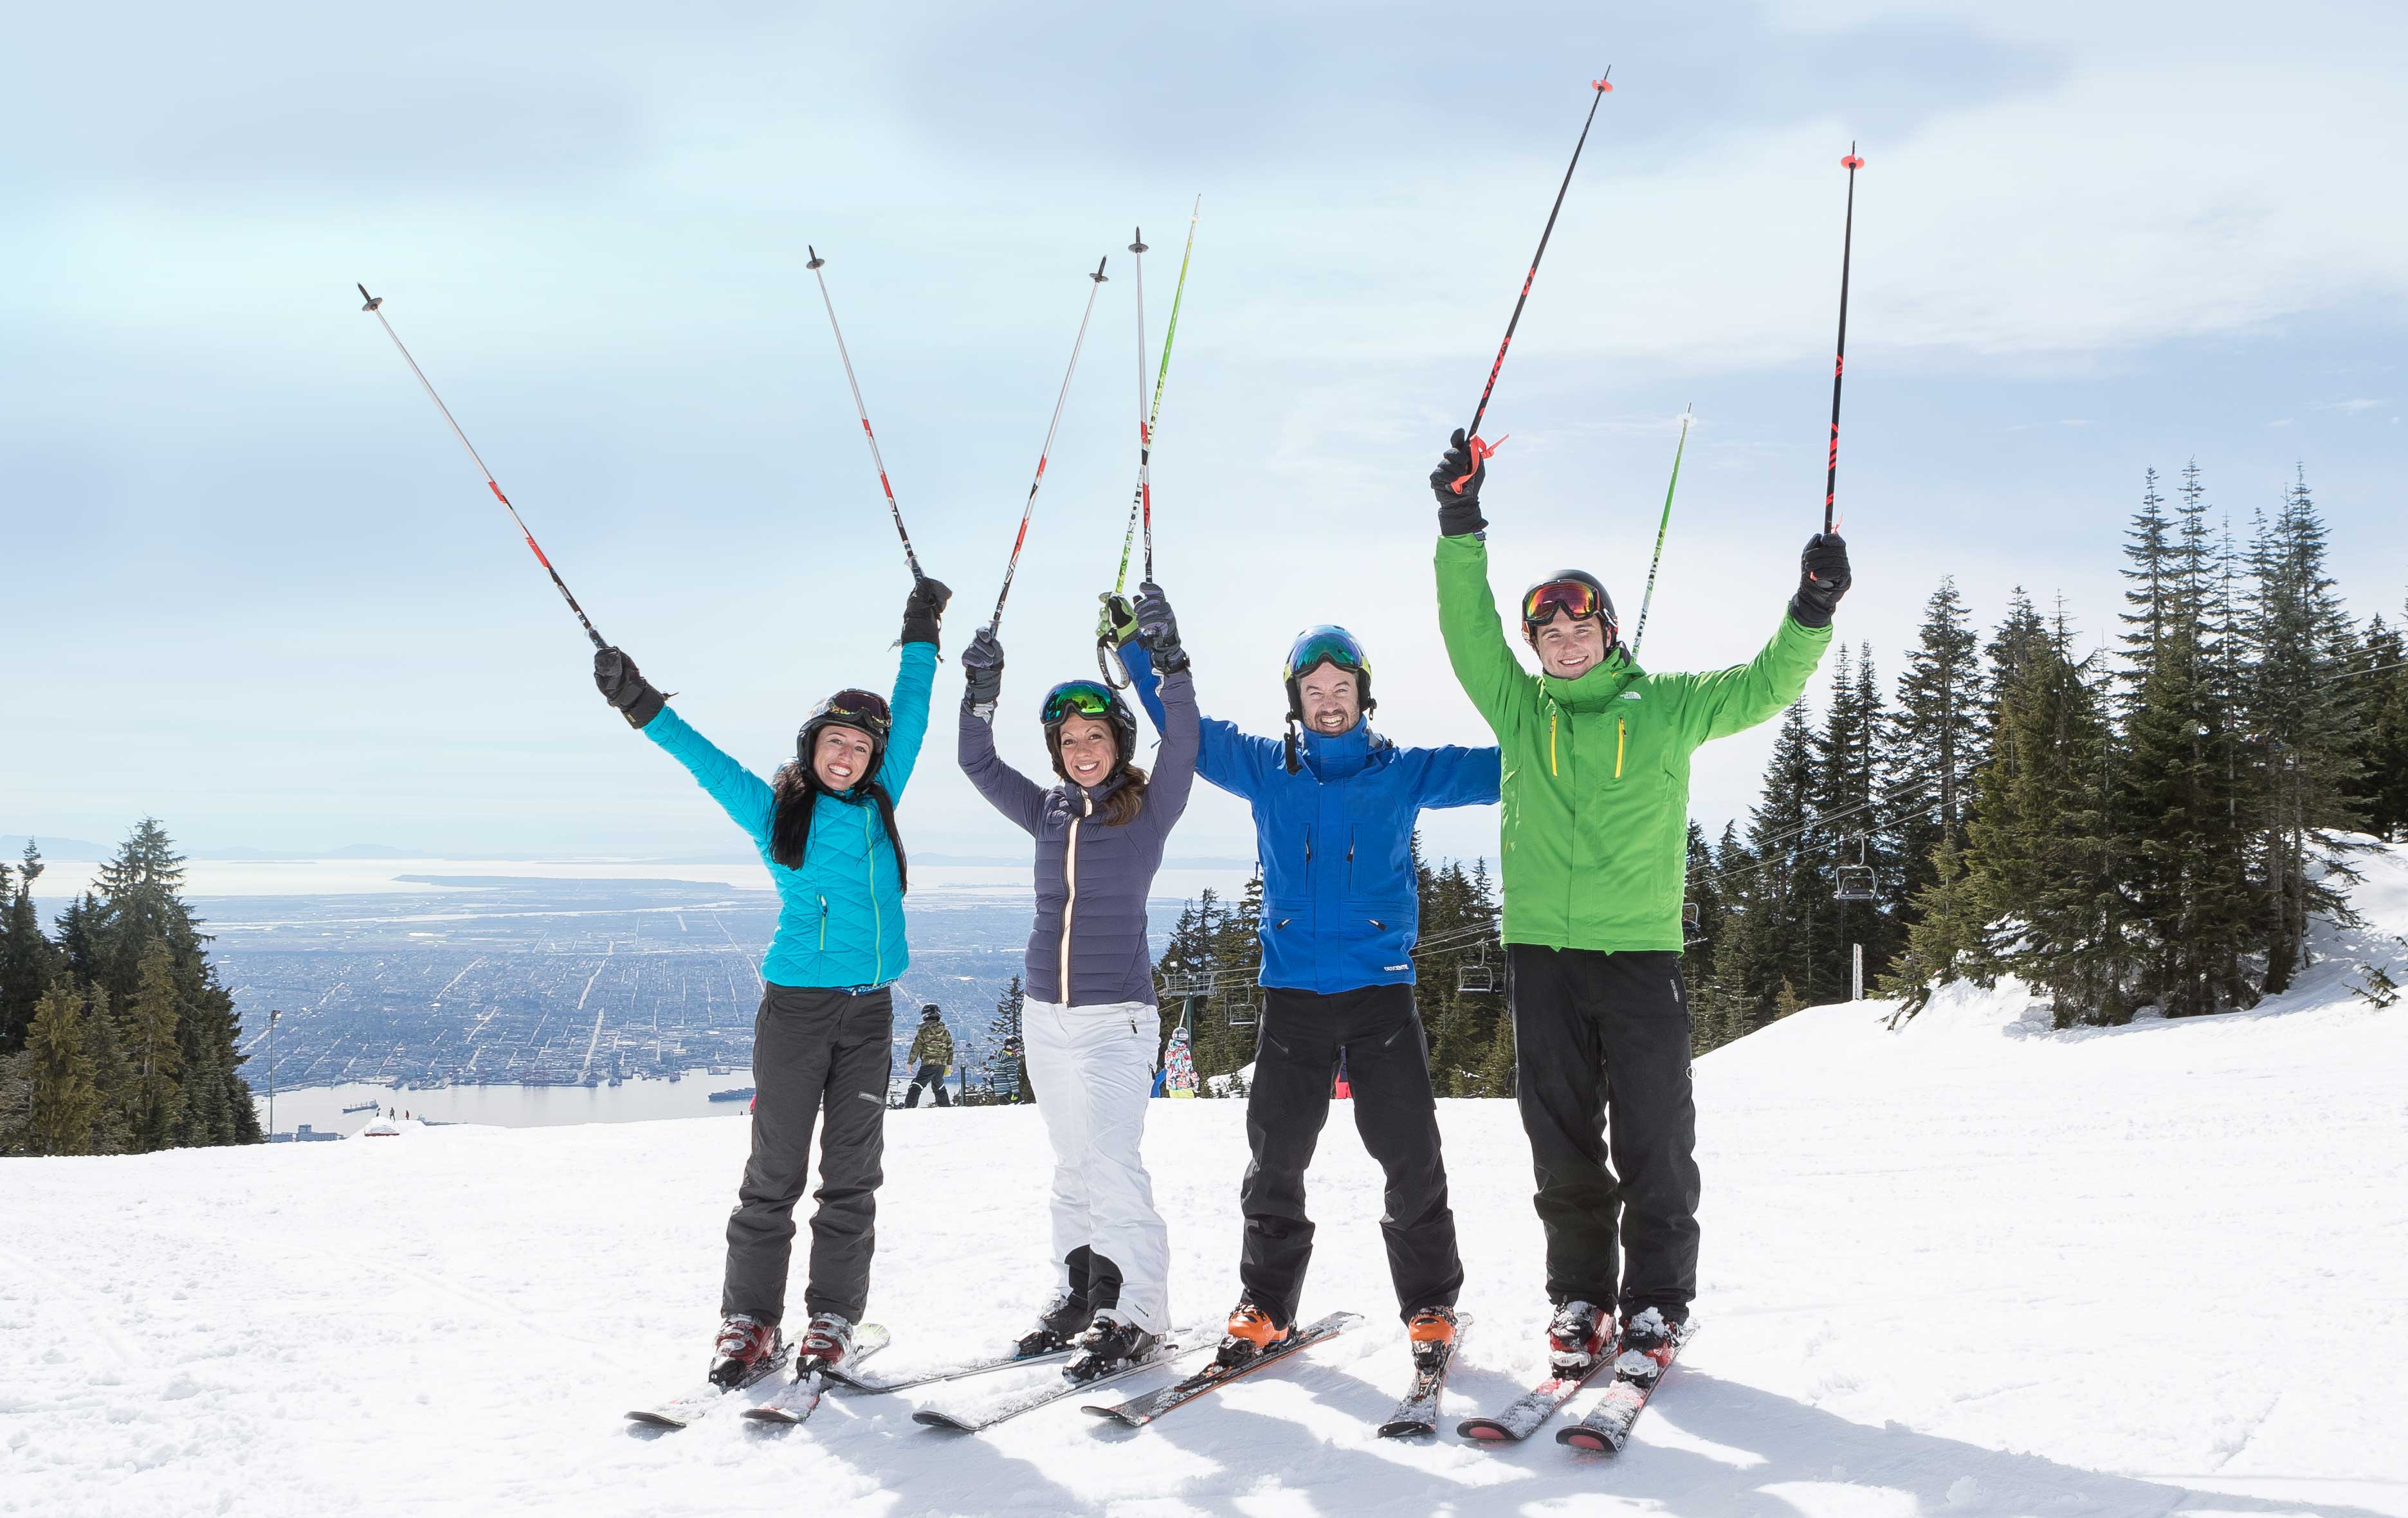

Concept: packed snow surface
[[6, 848, 2407, 1517]]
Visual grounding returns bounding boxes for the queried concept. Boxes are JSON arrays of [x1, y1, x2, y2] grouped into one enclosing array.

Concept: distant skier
[[903, 1004, 954, 1108], [593, 575, 948, 1390], [996, 1034, 1029, 1104], [1429, 428, 1845, 1374], [958, 581, 1198, 1382], [1161, 1024, 1199, 1099], [1120, 607, 1496, 1380]]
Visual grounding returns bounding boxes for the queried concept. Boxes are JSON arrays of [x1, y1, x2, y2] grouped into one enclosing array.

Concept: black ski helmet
[[1519, 570, 1619, 650], [920, 1003, 942, 1020], [1039, 678, 1138, 782], [798, 688, 893, 791], [1281, 625, 1376, 722]]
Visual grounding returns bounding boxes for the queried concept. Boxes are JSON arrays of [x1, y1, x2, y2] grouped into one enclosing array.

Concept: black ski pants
[[1239, 983, 1463, 1326], [903, 1062, 951, 1108], [722, 983, 891, 1327], [1509, 944, 1699, 1319]]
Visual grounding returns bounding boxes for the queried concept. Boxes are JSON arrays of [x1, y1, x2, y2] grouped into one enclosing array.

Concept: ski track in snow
[[5, 850, 2407, 1517]]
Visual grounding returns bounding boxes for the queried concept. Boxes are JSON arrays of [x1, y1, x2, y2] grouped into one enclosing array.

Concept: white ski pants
[[1023, 997, 1171, 1335]]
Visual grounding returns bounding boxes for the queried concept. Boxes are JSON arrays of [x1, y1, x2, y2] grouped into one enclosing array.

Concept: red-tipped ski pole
[[1824, 145, 1864, 535], [356, 284, 608, 650], [989, 256, 1111, 634], [804, 245, 926, 583], [1450, 69, 1614, 494]]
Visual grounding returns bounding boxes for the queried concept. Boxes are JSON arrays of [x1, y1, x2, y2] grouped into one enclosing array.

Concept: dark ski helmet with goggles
[[1520, 571, 1619, 651], [1039, 678, 1138, 782], [797, 688, 893, 791], [1280, 625, 1376, 773]]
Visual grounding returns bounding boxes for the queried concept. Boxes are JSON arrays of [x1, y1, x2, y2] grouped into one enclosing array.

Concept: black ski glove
[[1095, 592, 1139, 650], [900, 576, 952, 648], [961, 627, 1005, 713], [1134, 580, 1189, 675], [593, 647, 666, 729], [1790, 533, 1853, 628], [1430, 427, 1487, 537]]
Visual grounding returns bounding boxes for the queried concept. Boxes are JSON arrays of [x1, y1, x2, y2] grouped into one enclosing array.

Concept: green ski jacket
[[1434, 532, 1831, 953]]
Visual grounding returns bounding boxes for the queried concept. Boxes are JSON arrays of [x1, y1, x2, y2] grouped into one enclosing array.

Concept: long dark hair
[[770, 764, 908, 892]]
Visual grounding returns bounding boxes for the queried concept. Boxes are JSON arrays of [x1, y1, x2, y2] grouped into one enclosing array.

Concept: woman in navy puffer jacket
[[957, 580, 1197, 1384]]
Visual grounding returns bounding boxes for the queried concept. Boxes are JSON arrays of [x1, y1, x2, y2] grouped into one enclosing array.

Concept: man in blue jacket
[[1122, 617, 1498, 1375]]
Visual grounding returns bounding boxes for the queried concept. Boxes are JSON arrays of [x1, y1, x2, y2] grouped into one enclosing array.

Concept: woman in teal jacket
[[593, 576, 946, 1391]]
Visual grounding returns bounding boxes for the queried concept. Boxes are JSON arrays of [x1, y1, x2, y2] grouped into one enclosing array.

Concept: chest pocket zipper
[[817, 893, 829, 951], [1616, 717, 1626, 780]]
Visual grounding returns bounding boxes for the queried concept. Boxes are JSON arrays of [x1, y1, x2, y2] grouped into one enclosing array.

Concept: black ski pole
[[804, 245, 926, 582], [1449, 69, 1614, 495], [989, 256, 1110, 635], [356, 284, 607, 650], [1824, 145, 1864, 534]]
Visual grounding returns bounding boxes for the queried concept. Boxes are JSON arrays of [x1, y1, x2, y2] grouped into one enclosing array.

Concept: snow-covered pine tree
[[2353, 607, 2408, 841]]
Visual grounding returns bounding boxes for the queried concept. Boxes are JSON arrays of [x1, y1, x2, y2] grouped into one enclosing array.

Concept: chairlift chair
[[1161, 971, 1210, 998], [1226, 998, 1259, 1030], [1681, 900, 1704, 946], [1834, 832, 1879, 902], [1455, 949, 1496, 994]]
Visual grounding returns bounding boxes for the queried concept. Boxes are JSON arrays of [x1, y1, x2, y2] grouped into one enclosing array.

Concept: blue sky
[[7, 1, 2405, 868]]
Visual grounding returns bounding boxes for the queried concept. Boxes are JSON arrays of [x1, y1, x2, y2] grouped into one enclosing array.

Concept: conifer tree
[[2242, 473, 2366, 989], [1725, 703, 1823, 1025], [0, 843, 55, 1056], [124, 940, 186, 1149], [2355, 607, 2408, 841], [23, 984, 100, 1156]]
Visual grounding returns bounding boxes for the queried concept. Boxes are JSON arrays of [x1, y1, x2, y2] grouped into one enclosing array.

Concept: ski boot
[[1547, 1298, 1610, 1375], [1613, 1305, 1686, 1385], [792, 1312, 859, 1378], [1014, 1288, 1091, 1357], [1064, 1313, 1158, 1384], [1214, 1297, 1294, 1368], [707, 1313, 782, 1390], [1405, 1304, 1459, 1374]]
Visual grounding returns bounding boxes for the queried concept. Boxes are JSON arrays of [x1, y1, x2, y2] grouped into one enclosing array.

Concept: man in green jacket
[[1428, 427, 1850, 1375], [904, 1004, 955, 1109]]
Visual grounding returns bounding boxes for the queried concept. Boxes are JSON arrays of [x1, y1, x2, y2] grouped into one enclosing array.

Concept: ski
[[1376, 1313, 1471, 1439], [625, 1339, 795, 1429], [914, 1333, 1202, 1434], [1082, 1310, 1363, 1429], [740, 1323, 893, 1426], [1557, 1320, 1695, 1452], [826, 1340, 1071, 1395], [1457, 1331, 1620, 1444]]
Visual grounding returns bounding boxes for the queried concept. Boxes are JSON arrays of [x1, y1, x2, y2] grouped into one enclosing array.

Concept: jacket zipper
[[864, 809, 882, 983], [1616, 717, 1626, 780], [817, 893, 828, 951], [1549, 708, 1559, 776], [1059, 791, 1091, 1001]]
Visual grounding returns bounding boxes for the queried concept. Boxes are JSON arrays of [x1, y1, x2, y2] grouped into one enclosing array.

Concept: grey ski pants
[[722, 983, 892, 1326]]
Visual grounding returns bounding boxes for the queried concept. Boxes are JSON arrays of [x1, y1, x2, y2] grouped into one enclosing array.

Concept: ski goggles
[[807, 688, 893, 740], [1522, 580, 1608, 630], [1283, 626, 1370, 683], [1041, 679, 1119, 726]]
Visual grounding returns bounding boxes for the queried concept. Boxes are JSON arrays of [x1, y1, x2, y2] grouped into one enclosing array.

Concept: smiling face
[[1054, 714, 1119, 787], [1296, 663, 1362, 735], [812, 724, 877, 791], [1529, 612, 1609, 679]]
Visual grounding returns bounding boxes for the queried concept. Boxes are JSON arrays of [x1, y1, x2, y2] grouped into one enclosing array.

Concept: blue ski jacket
[[641, 640, 935, 991], [1125, 643, 1499, 993]]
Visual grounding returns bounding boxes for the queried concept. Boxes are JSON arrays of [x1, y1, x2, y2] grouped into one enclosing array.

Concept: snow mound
[[1, 846, 2403, 1517]]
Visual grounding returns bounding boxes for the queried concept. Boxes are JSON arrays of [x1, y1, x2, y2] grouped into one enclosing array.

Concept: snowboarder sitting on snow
[[958, 581, 1198, 1383], [904, 1003, 954, 1108], [1429, 426, 1846, 1377], [1117, 609, 1496, 1379], [593, 574, 947, 1392]]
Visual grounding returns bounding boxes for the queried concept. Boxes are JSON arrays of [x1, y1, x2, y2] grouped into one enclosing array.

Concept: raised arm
[[1670, 536, 1848, 746], [877, 578, 949, 798], [956, 629, 1046, 835], [594, 646, 775, 843], [1434, 535, 1535, 741], [1128, 581, 1200, 837], [1404, 742, 1503, 810], [1121, 636, 1273, 799]]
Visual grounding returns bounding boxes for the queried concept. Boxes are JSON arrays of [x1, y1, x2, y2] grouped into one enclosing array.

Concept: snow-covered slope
[[5, 850, 2405, 1518]]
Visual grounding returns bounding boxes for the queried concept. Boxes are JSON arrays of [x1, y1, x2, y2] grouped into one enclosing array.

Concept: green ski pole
[[1629, 405, 1692, 657]]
